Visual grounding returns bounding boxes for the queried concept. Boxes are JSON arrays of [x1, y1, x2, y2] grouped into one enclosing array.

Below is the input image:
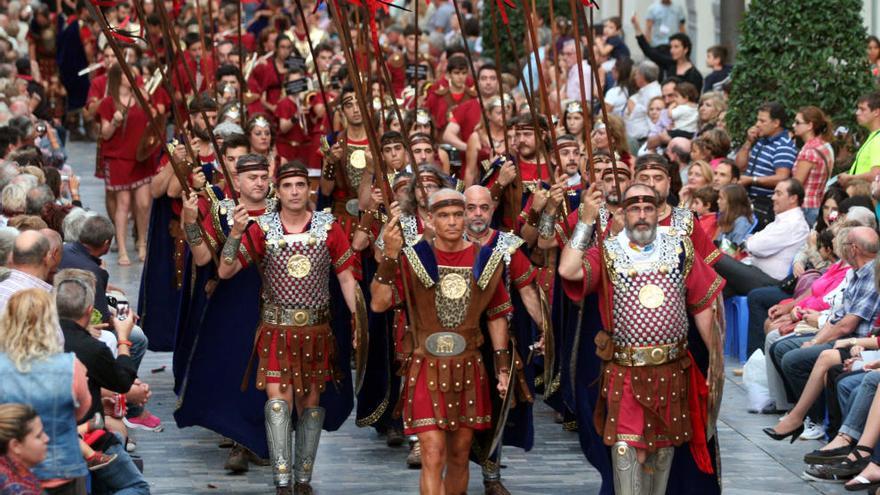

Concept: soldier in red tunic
[[218, 162, 360, 495], [371, 189, 513, 495], [423, 55, 476, 133], [558, 184, 724, 495]]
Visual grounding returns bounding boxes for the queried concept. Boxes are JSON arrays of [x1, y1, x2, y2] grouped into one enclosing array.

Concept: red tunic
[[397, 244, 512, 435], [96, 97, 153, 190], [423, 85, 471, 131], [449, 98, 483, 144], [275, 97, 308, 162], [246, 59, 284, 119]]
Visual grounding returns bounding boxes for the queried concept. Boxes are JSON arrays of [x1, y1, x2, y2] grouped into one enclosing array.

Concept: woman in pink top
[[792, 106, 835, 227]]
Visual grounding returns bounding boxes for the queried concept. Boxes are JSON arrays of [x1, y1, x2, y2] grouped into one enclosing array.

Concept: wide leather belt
[[424, 332, 468, 357], [612, 341, 687, 367], [261, 304, 330, 327]]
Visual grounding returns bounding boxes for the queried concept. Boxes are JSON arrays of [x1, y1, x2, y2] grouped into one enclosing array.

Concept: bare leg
[[772, 348, 841, 432], [266, 383, 295, 407], [444, 428, 474, 495], [106, 190, 117, 224], [133, 183, 152, 261], [114, 189, 132, 264], [418, 429, 447, 495], [293, 387, 321, 418]]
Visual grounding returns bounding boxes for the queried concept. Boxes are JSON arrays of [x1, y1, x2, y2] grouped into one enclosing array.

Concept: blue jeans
[[839, 371, 880, 440], [90, 439, 150, 495], [126, 326, 148, 418]]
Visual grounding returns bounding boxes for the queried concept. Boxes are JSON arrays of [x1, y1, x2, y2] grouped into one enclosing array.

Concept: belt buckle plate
[[425, 332, 466, 357], [292, 310, 309, 326], [649, 347, 665, 365]]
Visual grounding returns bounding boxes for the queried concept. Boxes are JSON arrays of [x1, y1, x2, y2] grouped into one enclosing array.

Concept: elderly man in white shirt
[[560, 39, 593, 103], [715, 178, 811, 296], [624, 60, 662, 144]]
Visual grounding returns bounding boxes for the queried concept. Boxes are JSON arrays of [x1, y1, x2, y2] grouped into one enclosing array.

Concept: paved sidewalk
[[67, 140, 853, 494]]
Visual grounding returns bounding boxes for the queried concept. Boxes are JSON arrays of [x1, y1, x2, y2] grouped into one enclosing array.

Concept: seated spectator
[[57, 215, 159, 432], [0, 289, 91, 493], [845, 179, 873, 200], [690, 186, 718, 239], [1, 182, 26, 223], [735, 102, 798, 229], [791, 188, 851, 277], [715, 179, 810, 296], [791, 106, 834, 227], [769, 227, 880, 441], [715, 183, 754, 250], [0, 230, 59, 313], [691, 128, 731, 169], [712, 158, 740, 190], [0, 403, 49, 495], [0, 225, 17, 265], [623, 60, 662, 147], [25, 185, 54, 216], [54, 268, 150, 494], [7, 215, 49, 231]]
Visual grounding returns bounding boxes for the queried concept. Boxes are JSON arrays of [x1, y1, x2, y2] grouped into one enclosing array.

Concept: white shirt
[[566, 60, 593, 103], [625, 81, 662, 140], [743, 207, 810, 280]]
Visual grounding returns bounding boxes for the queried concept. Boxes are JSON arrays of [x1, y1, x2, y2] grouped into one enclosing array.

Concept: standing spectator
[[703, 45, 732, 93], [868, 36, 880, 83], [0, 289, 91, 494], [560, 39, 594, 104], [427, 0, 455, 33], [642, 0, 686, 48], [631, 15, 703, 91], [791, 106, 835, 227], [0, 231, 57, 314], [623, 60, 661, 146], [0, 404, 49, 495], [603, 57, 635, 117], [735, 102, 798, 228], [839, 92, 880, 187]]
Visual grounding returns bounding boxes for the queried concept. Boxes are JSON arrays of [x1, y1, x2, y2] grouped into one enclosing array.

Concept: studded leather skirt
[[401, 350, 493, 435], [254, 322, 341, 397], [595, 356, 692, 452]]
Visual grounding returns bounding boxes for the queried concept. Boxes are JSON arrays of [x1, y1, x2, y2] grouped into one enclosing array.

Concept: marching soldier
[[371, 188, 514, 495], [218, 161, 361, 495], [559, 184, 724, 495]]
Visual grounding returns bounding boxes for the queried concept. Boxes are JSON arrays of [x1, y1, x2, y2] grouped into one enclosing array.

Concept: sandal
[[805, 435, 856, 464], [118, 254, 131, 266], [827, 446, 875, 477], [846, 474, 880, 491], [137, 242, 146, 262]]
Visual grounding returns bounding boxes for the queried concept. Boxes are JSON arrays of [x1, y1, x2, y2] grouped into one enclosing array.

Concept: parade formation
[[17, 0, 880, 495]]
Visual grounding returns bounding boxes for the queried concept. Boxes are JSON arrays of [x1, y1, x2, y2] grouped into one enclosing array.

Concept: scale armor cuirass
[[257, 210, 334, 311], [344, 144, 369, 190], [604, 232, 693, 347]]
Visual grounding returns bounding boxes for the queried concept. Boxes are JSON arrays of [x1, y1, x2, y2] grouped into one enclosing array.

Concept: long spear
[[579, 4, 621, 199], [450, 0, 496, 152], [488, 1, 517, 228], [567, 0, 595, 186], [236, 0, 247, 123]]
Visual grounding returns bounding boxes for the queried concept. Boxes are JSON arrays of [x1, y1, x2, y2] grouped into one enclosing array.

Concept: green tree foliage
[[727, 0, 873, 144], [480, 0, 573, 73]]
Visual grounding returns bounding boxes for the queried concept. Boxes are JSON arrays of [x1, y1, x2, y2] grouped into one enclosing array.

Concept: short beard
[[627, 224, 657, 246], [468, 221, 488, 234]]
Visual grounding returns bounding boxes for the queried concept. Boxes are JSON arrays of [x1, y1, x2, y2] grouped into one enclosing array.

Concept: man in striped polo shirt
[[735, 101, 798, 229]]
